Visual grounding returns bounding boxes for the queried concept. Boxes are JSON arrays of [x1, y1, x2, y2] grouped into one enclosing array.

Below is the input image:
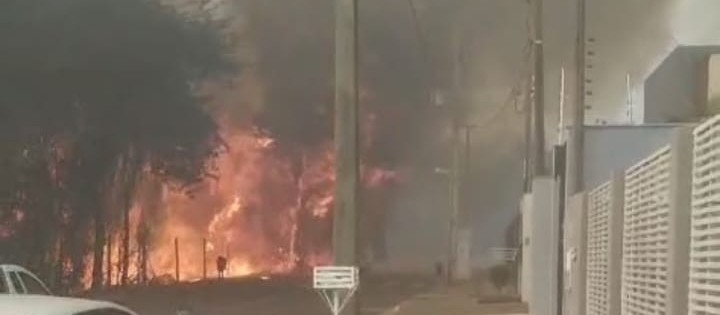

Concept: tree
[[0, 0, 232, 290]]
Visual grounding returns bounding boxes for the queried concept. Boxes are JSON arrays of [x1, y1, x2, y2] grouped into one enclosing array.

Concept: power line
[[401, 0, 533, 129], [406, 0, 430, 64], [472, 39, 533, 129], [404, 0, 435, 105], [461, 0, 534, 129]]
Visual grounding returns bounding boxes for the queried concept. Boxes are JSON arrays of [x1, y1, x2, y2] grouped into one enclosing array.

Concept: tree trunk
[[138, 230, 148, 284], [91, 210, 106, 290], [117, 149, 142, 286], [116, 239, 122, 285], [106, 233, 112, 287], [121, 200, 130, 285], [55, 237, 66, 292], [137, 176, 160, 285]]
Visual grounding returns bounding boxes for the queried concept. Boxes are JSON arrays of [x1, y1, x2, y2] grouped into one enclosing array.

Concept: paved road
[[89, 274, 436, 315], [387, 293, 528, 315]]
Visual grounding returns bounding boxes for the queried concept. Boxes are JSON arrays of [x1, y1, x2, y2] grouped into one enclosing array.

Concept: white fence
[[574, 126, 694, 315], [621, 145, 673, 315], [690, 116, 720, 315], [521, 115, 720, 315], [586, 174, 624, 315], [587, 181, 613, 315]]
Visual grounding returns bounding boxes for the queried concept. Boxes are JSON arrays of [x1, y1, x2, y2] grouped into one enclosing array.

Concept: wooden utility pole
[[566, 0, 586, 195], [523, 75, 534, 192], [333, 0, 359, 313], [532, 0, 547, 176], [448, 121, 459, 283], [174, 237, 180, 282], [202, 238, 207, 280]]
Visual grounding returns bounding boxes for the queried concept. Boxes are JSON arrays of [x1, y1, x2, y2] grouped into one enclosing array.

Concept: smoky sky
[[195, 0, 718, 267], [239, 0, 439, 170], [206, 0, 531, 267]]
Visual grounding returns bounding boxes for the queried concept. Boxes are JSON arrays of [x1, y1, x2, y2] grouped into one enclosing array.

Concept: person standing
[[216, 256, 227, 279]]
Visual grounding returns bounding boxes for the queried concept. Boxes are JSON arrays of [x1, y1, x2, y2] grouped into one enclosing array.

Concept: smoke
[[560, 0, 720, 122], [672, 0, 720, 46], [162, 0, 713, 271]]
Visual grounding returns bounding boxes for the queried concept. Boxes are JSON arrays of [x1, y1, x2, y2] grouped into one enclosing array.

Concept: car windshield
[[0, 271, 7, 294], [8, 273, 24, 294], [17, 272, 50, 295]]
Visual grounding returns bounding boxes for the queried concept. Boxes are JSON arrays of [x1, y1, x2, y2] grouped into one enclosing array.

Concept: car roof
[[0, 264, 30, 272], [0, 264, 54, 294], [0, 295, 136, 315]]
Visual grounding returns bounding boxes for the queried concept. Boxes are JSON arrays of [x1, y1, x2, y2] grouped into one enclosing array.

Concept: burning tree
[[0, 0, 231, 291], [0, 0, 432, 292]]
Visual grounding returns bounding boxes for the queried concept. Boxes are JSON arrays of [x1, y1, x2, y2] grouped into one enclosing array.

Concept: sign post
[[313, 266, 359, 315]]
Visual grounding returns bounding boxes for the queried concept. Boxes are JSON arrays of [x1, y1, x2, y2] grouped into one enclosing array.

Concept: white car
[[0, 295, 138, 315], [0, 264, 52, 295]]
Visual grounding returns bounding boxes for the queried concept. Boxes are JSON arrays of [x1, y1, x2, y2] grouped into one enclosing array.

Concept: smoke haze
[[170, 0, 720, 270]]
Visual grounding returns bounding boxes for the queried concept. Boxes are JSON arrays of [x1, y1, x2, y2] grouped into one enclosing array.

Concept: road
[[88, 274, 436, 315]]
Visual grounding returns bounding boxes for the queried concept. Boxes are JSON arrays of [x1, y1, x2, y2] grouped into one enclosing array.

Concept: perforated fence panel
[[690, 116, 720, 315], [587, 181, 612, 315], [622, 146, 672, 315]]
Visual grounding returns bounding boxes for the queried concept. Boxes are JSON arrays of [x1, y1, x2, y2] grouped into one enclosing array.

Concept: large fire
[[102, 118, 397, 284], [138, 123, 335, 281]]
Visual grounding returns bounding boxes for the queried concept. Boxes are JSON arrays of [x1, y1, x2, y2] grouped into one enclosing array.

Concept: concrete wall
[[527, 177, 560, 315], [584, 125, 679, 189], [644, 46, 720, 123], [709, 55, 720, 113], [607, 173, 625, 315], [562, 193, 587, 315], [520, 194, 532, 303]]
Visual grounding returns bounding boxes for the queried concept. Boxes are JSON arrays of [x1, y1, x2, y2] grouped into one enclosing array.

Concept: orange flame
[[142, 123, 336, 281]]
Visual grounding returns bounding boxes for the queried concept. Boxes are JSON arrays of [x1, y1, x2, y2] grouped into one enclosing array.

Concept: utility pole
[[566, 0, 586, 195], [447, 19, 466, 283], [334, 0, 359, 313], [174, 237, 180, 283], [202, 238, 207, 280], [532, 0, 547, 176], [523, 75, 534, 192]]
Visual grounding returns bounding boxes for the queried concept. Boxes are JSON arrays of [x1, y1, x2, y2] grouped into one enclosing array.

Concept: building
[[642, 45, 720, 123]]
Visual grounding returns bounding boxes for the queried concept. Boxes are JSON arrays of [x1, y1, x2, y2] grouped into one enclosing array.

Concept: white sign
[[313, 266, 360, 315], [490, 247, 519, 262], [313, 266, 359, 289]]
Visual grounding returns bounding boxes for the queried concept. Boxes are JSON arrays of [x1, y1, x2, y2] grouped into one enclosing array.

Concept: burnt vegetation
[[0, 0, 232, 292], [0, 0, 444, 294]]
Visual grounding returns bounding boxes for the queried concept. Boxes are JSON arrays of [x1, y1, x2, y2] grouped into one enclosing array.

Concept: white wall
[[584, 125, 678, 189], [521, 194, 532, 303], [563, 193, 587, 315], [528, 177, 560, 315], [585, 173, 624, 315]]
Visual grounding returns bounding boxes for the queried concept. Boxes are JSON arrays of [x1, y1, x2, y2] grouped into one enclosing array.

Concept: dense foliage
[[0, 0, 231, 291]]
